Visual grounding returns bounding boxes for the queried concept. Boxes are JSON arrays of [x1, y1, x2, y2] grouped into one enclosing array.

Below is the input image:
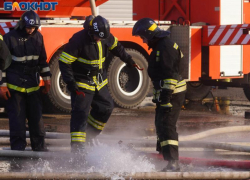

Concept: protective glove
[[67, 81, 79, 93], [0, 87, 10, 100], [159, 89, 173, 112], [152, 88, 161, 103], [76, 90, 85, 97], [126, 58, 136, 68], [42, 80, 51, 94]]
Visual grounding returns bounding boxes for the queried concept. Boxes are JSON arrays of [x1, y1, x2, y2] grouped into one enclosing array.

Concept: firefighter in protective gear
[[59, 15, 138, 153], [0, 10, 51, 151], [133, 18, 186, 172]]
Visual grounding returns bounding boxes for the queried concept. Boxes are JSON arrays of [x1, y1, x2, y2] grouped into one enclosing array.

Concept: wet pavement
[[0, 87, 250, 178]]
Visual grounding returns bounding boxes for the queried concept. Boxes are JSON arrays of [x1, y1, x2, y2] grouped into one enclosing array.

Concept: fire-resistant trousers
[[155, 91, 186, 161], [70, 85, 114, 150], [6, 90, 46, 151]]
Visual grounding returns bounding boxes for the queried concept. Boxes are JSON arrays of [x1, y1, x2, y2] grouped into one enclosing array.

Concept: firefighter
[[132, 18, 186, 172], [59, 15, 138, 153], [0, 33, 11, 71], [0, 10, 51, 151]]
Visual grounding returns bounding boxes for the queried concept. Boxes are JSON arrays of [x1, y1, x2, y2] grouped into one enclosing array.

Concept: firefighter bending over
[[59, 15, 137, 153], [132, 18, 186, 172], [0, 10, 51, 151]]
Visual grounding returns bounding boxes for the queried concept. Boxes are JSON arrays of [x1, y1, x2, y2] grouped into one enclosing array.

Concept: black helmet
[[19, 10, 40, 30], [88, 15, 110, 39], [132, 18, 170, 40]]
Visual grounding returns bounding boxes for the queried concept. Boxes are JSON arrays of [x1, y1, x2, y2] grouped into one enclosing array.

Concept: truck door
[[220, 0, 243, 77]]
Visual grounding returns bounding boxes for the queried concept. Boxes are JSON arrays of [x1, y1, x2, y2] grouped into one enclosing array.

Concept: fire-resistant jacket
[[59, 29, 132, 94], [0, 29, 51, 93], [149, 36, 186, 95], [0, 33, 11, 71]]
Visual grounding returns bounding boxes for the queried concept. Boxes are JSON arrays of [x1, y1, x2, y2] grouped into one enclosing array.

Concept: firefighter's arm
[[58, 39, 79, 93], [0, 34, 12, 70], [38, 36, 51, 94], [107, 34, 143, 70], [158, 47, 177, 111]]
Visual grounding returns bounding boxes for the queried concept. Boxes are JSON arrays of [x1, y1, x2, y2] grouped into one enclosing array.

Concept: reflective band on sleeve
[[173, 80, 187, 94], [7, 83, 40, 93], [88, 114, 106, 130], [109, 37, 118, 50], [12, 55, 39, 61], [59, 52, 77, 64], [160, 140, 178, 147], [40, 67, 50, 73], [162, 79, 178, 90], [0, 35, 3, 41]]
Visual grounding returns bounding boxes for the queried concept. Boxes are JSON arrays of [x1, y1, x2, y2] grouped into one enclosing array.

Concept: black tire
[[45, 50, 71, 113], [186, 82, 211, 101], [107, 49, 150, 108], [243, 86, 250, 101]]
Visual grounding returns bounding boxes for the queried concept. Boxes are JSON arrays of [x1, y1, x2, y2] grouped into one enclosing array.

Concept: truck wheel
[[186, 82, 211, 101], [107, 49, 150, 108], [46, 50, 71, 113], [243, 86, 250, 101]]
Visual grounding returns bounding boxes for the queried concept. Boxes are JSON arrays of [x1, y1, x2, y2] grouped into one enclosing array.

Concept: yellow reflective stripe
[[88, 115, 106, 130], [71, 132, 86, 142], [71, 138, 86, 142], [175, 80, 186, 87], [148, 23, 157, 31], [173, 43, 178, 50], [61, 52, 77, 61], [109, 37, 118, 50], [97, 41, 103, 69], [0, 35, 3, 41], [71, 132, 86, 137], [160, 103, 172, 108], [173, 84, 187, 94], [7, 83, 40, 93], [163, 79, 177, 85], [96, 79, 108, 90], [161, 140, 178, 147], [77, 57, 105, 65], [59, 57, 72, 64], [89, 19, 93, 26], [76, 82, 95, 91], [156, 51, 160, 56]]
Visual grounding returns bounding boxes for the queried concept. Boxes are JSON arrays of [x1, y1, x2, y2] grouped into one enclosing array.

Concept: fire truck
[[0, 0, 250, 113]]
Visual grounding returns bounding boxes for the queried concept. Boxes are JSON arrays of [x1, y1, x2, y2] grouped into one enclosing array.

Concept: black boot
[[161, 160, 180, 172]]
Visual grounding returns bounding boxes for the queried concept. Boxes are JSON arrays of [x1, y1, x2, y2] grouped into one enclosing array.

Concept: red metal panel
[[190, 0, 220, 25]]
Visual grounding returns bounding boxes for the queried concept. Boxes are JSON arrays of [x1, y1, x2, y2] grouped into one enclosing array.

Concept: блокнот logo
[[4, 2, 58, 11]]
